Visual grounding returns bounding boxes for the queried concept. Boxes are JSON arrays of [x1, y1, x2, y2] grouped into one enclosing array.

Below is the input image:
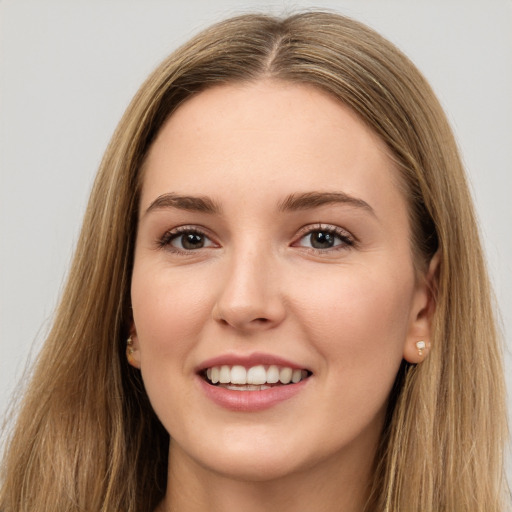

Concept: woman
[[0, 11, 508, 512]]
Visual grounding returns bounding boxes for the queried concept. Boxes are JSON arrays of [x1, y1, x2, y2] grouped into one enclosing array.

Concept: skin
[[130, 80, 436, 512]]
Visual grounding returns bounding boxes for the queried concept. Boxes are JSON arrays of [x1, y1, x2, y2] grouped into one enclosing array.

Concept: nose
[[212, 247, 286, 331]]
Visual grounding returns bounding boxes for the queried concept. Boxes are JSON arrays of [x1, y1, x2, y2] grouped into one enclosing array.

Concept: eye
[[294, 225, 354, 251], [159, 227, 216, 252]]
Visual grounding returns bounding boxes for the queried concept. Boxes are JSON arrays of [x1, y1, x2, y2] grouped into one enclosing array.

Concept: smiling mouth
[[201, 364, 312, 391]]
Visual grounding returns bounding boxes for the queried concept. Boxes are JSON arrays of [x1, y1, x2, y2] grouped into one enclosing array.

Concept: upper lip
[[196, 352, 311, 373]]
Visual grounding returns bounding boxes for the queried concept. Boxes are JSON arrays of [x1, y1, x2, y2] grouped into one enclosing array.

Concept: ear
[[126, 323, 142, 369], [403, 251, 440, 364]]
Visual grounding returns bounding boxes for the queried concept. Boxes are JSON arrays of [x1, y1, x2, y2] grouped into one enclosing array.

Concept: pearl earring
[[416, 340, 426, 357]]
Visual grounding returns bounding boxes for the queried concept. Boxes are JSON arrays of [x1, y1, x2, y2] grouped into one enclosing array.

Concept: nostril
[[217, 317, 270, 328]]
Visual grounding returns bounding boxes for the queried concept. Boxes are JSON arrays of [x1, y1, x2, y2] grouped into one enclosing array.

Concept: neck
[[157, 440, 376, 512]]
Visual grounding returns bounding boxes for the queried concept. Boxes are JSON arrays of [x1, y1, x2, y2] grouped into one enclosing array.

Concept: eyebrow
[[278, 191, 375, 215], [145, 193, 222, 215], [144, 190, 374, 217]]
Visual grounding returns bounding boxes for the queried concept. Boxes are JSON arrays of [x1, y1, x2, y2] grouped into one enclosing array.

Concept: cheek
[[291, 262, 414, 379], [130, 264, 217, 430], [131, 264, 214, 361], [286, 264, 415, 448]]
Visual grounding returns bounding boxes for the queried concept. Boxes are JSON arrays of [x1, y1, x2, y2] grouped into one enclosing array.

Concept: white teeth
[[204, 364, 310, 386], [247, 365, 267, 385], [231, 365, 247, 384], [279, 367, 293, 384], [267, 365, 280, 383], [219, 365, 230, 384]]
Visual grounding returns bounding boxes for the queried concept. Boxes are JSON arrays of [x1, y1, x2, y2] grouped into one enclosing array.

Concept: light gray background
[[1, 0, 511, 476]]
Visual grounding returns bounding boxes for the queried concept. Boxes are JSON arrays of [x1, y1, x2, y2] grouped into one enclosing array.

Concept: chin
[[170, 423, 314, 481], [173, 422, 347, 484], [198, 449, 311, 483]]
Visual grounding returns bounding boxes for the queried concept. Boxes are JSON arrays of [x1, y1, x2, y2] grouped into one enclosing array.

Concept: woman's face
[[130, 81, 432, 481]]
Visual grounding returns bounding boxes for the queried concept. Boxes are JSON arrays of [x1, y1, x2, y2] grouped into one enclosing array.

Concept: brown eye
[[308, 231, 337, 249], [295, 226, 354, 251], [160, 229, 216, 251], [174, 232, 206, 250]]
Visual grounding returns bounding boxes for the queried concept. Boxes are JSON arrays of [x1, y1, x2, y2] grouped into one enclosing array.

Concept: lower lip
[[197, 376, 310, 412]]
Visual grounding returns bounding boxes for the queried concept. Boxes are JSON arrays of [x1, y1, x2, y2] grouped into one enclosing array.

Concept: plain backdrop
[[1, 0, 511, 476]]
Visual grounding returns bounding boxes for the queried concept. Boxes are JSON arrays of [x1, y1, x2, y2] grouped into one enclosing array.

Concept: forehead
[[140, 80, 405, 221]]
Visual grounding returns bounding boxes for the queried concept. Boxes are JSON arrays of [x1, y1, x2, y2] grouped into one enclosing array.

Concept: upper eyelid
[[163, 224, 213, 237], [294, 223, 355, 240]]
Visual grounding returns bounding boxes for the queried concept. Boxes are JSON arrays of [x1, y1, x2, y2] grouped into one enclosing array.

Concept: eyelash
[[293, 224, 355, 253], [157, 226, 216, 253], [157, 224, 356, 254]]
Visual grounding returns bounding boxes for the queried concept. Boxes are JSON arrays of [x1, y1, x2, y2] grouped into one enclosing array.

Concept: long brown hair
[[1, 11, 508, 512]]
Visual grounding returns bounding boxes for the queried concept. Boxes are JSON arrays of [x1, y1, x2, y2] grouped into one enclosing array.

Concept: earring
[[416, 340, 426, 357], [126, 335, 135, 365]]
